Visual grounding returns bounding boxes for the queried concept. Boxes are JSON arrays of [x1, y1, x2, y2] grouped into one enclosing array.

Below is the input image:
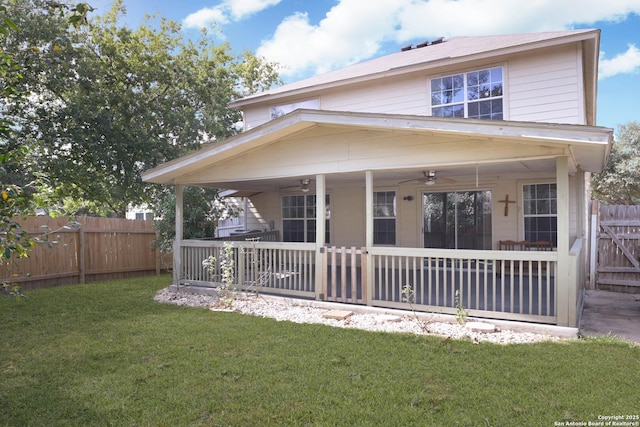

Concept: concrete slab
[[322, 310, 353, 320], [580, 290, 640, 343]]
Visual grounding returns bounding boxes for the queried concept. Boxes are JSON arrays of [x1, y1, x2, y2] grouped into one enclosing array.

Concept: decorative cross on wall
[[498, 195, 516, 216]]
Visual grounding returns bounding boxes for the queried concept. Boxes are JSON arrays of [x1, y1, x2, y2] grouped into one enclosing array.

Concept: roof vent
[[402, 37, 445, 51]]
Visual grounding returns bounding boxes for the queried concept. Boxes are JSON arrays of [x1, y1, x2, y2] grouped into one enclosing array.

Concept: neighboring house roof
[[142, 109, 612, 186], [230, 29, 600, 112]]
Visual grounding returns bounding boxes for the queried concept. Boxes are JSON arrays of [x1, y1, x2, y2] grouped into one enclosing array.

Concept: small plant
[[244, 240, 268, 298], [454, 289, 468, 325], [401, 284, 428, 332], [1, 282, 25, 298], [203, 242, 237, 307]]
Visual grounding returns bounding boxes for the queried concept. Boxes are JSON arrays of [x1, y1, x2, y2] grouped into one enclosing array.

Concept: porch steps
[[322, 310, 353, 320]]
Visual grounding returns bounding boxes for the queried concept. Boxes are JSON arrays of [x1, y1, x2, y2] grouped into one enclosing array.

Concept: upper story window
[[270, 99, 319, 120], [430, 67, 503, 120]]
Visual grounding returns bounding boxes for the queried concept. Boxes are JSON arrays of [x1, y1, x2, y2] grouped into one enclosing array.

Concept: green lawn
[[1, 276, 638, 426]]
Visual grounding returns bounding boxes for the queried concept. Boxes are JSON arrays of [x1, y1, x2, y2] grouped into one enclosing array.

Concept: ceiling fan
[[399, 170, 456, 186], [280, 179, 312, 192]]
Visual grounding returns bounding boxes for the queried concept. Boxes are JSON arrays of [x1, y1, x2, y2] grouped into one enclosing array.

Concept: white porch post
[[173, 184, 184, 286], [314, 174, 326, 300], [575, 168, 586, 239], [556, 156, 572, 326], [365, 170, 374, 305]]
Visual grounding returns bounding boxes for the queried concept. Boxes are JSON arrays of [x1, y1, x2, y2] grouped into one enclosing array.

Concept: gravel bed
[[154, 287, 570, 345]]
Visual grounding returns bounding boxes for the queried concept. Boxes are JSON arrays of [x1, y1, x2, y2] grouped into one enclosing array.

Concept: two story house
[[142, 29, 613, 327]]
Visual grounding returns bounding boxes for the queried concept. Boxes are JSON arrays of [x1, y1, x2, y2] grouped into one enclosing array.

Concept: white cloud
[[183, 0, 282, 29], [600, 44, 640, 79], [227, 0, 282, 21], [183, 6, 228, 28], [257, 0, 405, 78], [255, 0, 640, 80], [395, 0, 640, 40]]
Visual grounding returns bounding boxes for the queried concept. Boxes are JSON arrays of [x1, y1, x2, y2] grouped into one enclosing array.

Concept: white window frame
[[522, 182, 557, 245], [373, 190, 397, 245], [281, 193, 330, 243], [430, 66, 504, 120]]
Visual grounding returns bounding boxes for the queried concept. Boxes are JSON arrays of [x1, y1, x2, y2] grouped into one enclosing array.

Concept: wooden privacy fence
[[595, 203, 640, 292], [1, 216, 169, 290]]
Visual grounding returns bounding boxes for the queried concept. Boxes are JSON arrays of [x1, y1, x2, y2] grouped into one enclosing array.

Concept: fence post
[[155, 230, 161, 276], [78, 225, 86, 284]]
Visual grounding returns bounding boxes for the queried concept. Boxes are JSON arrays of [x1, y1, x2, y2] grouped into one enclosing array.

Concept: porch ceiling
[[142, 109, 612, 190]]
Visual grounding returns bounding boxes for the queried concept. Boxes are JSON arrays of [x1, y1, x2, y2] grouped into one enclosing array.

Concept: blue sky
[[88, 0, 640, 132]]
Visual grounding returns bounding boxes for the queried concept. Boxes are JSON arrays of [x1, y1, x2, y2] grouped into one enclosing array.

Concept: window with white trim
[[430, 67, 503, 120], [374, 191, 396, 245], [282, 194, 330, 243], [523, 183, 557, 246]]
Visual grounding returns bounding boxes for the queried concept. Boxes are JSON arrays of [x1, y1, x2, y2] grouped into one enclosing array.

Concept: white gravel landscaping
[[154, 287, 575, 345]]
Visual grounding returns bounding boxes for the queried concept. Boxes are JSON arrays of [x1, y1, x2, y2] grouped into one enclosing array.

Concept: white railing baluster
[[178, 241, 560, 323]]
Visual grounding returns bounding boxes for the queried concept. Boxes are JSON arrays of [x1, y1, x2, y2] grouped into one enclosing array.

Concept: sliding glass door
[[423, 190, 492, 250]]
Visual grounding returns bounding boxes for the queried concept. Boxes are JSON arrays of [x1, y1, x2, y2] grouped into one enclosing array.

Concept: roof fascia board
[[583, 33, 600, 125], [303, 110, 612, 146]]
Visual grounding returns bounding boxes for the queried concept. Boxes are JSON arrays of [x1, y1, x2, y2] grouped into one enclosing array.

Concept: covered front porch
[[143, 110, 611, 328], [172, 153, 582, 326], [176, 236, 585, 325]]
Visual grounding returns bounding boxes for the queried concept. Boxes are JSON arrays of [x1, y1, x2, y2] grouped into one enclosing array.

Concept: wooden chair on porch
[[498, 240, 554, 276]]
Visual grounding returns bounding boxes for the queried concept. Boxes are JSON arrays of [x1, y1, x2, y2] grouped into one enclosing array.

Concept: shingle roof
[[231, 29, 598, 106]]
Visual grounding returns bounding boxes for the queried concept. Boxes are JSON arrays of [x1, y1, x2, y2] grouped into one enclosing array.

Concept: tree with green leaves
[[151, 186, 243, 252], [1, 1, 91, 296], [3, 0, 279, 217], [592, 122, 640, 205]]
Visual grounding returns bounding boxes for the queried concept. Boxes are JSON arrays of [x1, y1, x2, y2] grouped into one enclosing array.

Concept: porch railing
[[569, 238, 585, 323], [176, 240, 565, 324], [215, 217, 244, 238], [321, 246, 367, 304], [368, 246, 558, 324], [212, 230, 280, 242], [177, 240, 315, 298]]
